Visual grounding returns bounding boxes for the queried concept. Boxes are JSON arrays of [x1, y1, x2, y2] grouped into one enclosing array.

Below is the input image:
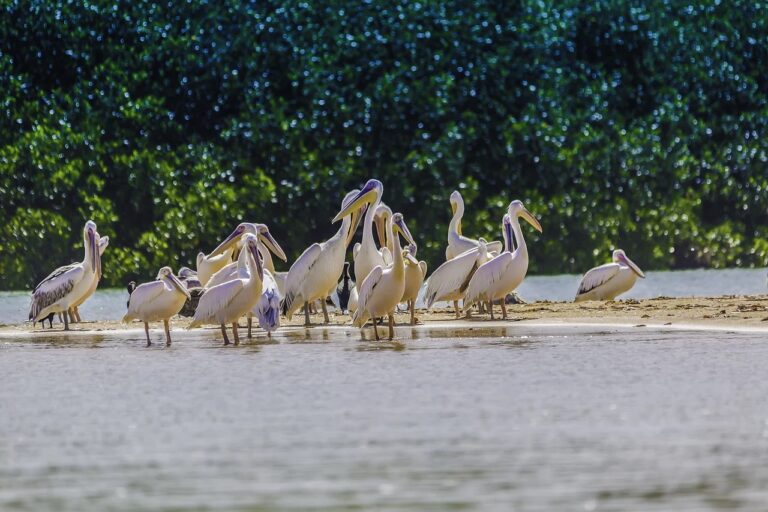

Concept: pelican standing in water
[[464, 201, 543, 319], [283, 189, 363, 325], [351, 180, 387, 288], [424, 240, 493, 318], [69, 234, 109, 323], [123, 267, 191, 346], [29, 220, 101, 330], [188, 233, 264, 345], [401, 244, 427, 325], [349, 210, 415, 340], [575, 249, 645, 301]]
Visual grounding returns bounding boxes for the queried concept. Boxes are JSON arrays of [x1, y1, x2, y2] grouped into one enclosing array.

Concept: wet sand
[[4, 295, 768, 337]]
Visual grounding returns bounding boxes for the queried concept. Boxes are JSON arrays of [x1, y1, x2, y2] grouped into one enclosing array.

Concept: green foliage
[[1, 0, 767, 289]]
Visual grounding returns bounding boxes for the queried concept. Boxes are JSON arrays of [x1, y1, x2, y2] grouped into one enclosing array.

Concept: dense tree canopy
[[1, 0, 767, 289]]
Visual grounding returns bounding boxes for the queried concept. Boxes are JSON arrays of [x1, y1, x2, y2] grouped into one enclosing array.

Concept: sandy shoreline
[[3, 296, 768, 337]]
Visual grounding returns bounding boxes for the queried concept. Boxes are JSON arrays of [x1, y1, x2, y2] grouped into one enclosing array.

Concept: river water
[[2, 268, 768, 510]]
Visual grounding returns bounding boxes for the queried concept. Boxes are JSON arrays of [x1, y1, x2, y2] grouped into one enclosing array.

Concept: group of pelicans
[[28, 179, 646, 345]]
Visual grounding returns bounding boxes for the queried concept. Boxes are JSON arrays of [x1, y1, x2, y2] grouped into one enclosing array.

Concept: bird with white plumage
[[575, 249, 645, 302]]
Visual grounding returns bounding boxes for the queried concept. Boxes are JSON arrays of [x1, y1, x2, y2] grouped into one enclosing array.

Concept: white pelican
[[445, 190, 503, 259], [464, 201, 543, 319], [188, 233, 264, 345], [424, 240, 492, 318], [575, 249, 645, 301], [350, 180, 387, 287], [283, 189, 363, 325], [401, 244, 427, 325], [29, 220, 101, 330], [196, 248, 234, 287], [69, 234, 109, 323], [350, 211, 415, 340], [123, 267, 191, 346], [203, 223, 287, 289]]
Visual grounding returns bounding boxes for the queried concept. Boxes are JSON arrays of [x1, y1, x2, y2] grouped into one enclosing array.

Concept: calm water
[[2, 325, 768, 511], [4, 268, 767, 325]]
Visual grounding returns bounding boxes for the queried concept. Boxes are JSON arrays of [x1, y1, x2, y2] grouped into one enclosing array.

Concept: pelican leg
[[144, 322, 151, 347], [501, 300, 507, 320], [489, 301, 495, 320], [232, 322, 240, 346], [409, 300, 415, 326], [247, 315, 253, 338], [164, 319, 172, 346], [63, 310, 69, 331], [74, 306, 82, 323], [57, 312, 63, 323], [221, 324, 231, 346], [388, 313, 395, 340], [321, 300, 330, 324], [303, 301, 311, 326], [373, 322, 380, 341], [453, 300, 460, 319]]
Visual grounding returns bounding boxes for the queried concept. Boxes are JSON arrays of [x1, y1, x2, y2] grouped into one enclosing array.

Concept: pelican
[[424, 240, 493, 318], [575, 249, 645, 301], [350, 210, 415, 340], [464, 201, 543, 319], [203, 223, 287, 289], [28, 220, 101, 330], [446, 190, 503, 259], [350, 180, 387, 287], [401, 244, 427, 325], [177, 267, 202, 288], [283, 189, 363, 325], [123, 267, 191, 346], [188, 233, 264, 345], [196, 247, 234, 287], [69, 234, 109, 323]]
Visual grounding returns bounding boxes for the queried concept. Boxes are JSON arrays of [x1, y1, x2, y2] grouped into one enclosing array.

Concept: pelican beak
[[374, 211, 388, 249], [88, 228, 99, 274], [259, 230, 287, 262], [345, 207, 363, 247], [394, 216, 416, 247], [248, 238, 264, 280], [169, 273, 191, 299], [450, 200, 457, 216], [620, 253, 645, 278], [404, 251, 419, 265], [209, 227, 243, 257], [520, 208, 543, 233], [332, 180, 379, 223]]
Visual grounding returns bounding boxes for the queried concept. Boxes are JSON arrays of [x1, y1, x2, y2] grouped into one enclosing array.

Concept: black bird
[[335, 262, 355, 312], [179, 287, 204, 317], [37, 312, 55, 329], [126, 281, 137, 308]]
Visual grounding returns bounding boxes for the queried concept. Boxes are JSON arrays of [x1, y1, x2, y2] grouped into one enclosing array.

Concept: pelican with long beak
[[352, 211, 416, 340], [347, 179, 387, 287], [123, 267, 191, 346], [446, 190, 503, 260], [29, 220, 101, 330], [69, 234, 109, 323], [188, 233, 264, 345], [464, 201, 543, 319], [282, 189, 363, 325], [575, 249, 645, 301]]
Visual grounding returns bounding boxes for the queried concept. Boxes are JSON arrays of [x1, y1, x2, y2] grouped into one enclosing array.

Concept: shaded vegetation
[[1, 0, 767, 289]]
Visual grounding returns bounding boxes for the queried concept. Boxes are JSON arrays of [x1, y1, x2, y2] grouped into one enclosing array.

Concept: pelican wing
[[355, 265, 384, 319], [576, 263, 622, 296], [29, 264, 85, 320], [485, 240, 503, 254], [123, 280, 166, 320], [424, 248, 481, 308], [464, 253, 513, 306], [418, 261, 428, 278], [283, 243, 322, 314], [191, 278, 245, 325]]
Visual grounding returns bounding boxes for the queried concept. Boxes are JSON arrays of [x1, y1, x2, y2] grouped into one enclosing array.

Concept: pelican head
[[392, 213, 416, 247], [178, 267, 197, 279], [83, 220, 100, 275], [507, 200, 543, 233], [613, 249, 645, 278], [210, 223, 249, 257], [450, 190, 464, 216], [403, 245, 419, 265], [209, 222, 286, 262], [243, 233, 264, 280], [333, 179, 383, 222], [157, 266, 191, 299]]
